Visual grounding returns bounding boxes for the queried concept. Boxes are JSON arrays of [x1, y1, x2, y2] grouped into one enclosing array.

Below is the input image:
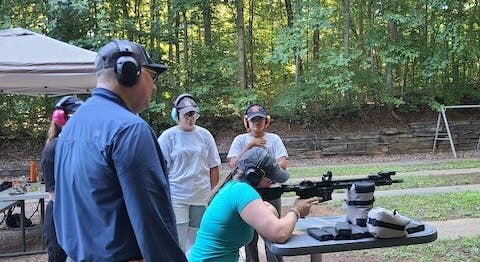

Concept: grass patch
[[344, 235, 480, 262], [289, 159, 480, 178], [326, 191, 480, 221], [374, 192, 480, 221]]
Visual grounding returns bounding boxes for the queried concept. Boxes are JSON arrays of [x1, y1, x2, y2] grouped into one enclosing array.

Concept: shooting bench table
[[0, 182, 48, 257], [265, 215, 437, 262]]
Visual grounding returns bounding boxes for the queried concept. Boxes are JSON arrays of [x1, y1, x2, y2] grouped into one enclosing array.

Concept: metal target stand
[[432, 105, 480, 158]]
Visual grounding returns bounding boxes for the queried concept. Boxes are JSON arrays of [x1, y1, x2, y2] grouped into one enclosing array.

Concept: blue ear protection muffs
[[244, 149, 269, 187], [243, 104, 272, 131], [170, 94, 199, 123], [52, 96, 73, 127], [113, 40, 141, 86]]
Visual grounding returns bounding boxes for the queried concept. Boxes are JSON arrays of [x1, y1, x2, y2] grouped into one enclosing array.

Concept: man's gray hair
[[96, 68, 117, 84]]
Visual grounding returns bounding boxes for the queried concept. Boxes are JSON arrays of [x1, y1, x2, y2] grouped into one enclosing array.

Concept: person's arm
[[209, 166, 219, 189], [205, 129, 221, 189], [157, 130, 172, 167], [41, 140, 57, 199], [276, 156, 287, 170], [270, 133, 288, 170], [241, 197, 319, 243]]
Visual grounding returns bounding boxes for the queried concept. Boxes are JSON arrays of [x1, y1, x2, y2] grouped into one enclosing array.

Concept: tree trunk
[[313, 30, 319, 61], [202, 0, 212, 47], [285, 0, 304, 84], [149, 0, 155, 48], [175, 11, 180, 65], [358, 0, 364, 52], [235, 0, 247, 89], [167, 0, 174, 62], [182, 9, 189, 66], [121, 0, 130, 38], [342, 0, 350, 57], [182, 9, 189, 86], [386, 1, 399, 93], [386, 20, 395, 92], [135, 0, 140, 42], [284, 0, 293, 27], [247, 0, 254, 88]]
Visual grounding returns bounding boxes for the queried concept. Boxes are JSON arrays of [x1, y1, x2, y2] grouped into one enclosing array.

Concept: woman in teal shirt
[[189, 147, 319, 261]]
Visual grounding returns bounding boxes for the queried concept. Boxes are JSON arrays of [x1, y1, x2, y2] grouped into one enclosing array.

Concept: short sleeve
[[227, 135, 245, 158], [270, 134, 288, 159], [157, 129, 172, 167], [230, 182, 260, 214], [205, 131, 221, 168]]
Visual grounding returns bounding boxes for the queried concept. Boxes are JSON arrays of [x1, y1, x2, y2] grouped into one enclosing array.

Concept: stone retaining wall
[[281, 121, 480, 159], [2, 122, 479, 168]]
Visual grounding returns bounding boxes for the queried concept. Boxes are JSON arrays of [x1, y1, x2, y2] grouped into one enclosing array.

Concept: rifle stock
[[256, 171, 402, 202]]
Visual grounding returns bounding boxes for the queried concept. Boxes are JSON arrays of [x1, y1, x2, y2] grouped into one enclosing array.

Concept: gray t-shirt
[[158, 125, 221, 205], [227, 132, 288, 161]]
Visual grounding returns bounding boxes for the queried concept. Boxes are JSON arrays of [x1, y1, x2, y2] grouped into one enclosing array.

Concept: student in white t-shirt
[[227, 104, 289, 262], [158, 94, 221, 255]]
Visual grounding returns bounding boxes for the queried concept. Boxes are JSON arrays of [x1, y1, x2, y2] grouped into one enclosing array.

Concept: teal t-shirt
[[189, 180, 261, 262]]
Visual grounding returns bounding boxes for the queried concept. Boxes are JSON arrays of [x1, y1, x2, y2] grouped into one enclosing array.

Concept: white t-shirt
[[227, 132, 288, 160], [158, 125, 221, 205]]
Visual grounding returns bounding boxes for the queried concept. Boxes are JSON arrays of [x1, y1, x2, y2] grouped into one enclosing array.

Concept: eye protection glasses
[[183, 111, 200, 119], [143, 67, 159, 82]]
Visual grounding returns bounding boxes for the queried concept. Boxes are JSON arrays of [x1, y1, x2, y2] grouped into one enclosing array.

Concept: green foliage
[[1, 0, 480, 138]]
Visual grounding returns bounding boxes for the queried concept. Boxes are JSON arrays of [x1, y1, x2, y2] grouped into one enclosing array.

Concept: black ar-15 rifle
[[256, 171, 402, 202]]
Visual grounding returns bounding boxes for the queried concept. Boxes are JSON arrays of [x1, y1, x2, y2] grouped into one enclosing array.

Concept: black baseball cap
[[95, 39, 168, 74], [55, 96, 83, 114], [246, 104, 267, 121], [238, 147, 289, 183]]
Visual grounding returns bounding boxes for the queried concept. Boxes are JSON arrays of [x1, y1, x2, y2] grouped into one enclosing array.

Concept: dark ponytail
[[207, 169, 244, 205]]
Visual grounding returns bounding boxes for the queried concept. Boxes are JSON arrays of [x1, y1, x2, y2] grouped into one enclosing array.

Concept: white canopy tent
[[0, 27, 97, 96]]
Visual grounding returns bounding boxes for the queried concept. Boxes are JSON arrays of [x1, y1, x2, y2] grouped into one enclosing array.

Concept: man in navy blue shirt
[[54, 39, 186, 261]]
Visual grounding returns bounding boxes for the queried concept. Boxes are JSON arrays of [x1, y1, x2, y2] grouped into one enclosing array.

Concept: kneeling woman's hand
[[293, 197, 320, 218], [241, 197, 320, 243]]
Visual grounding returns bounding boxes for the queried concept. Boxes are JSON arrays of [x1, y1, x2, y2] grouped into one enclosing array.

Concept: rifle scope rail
[[257, 171, 403, 201]]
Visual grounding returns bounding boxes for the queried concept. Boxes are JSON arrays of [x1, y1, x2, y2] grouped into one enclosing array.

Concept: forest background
[[1, 0, 479, 142]]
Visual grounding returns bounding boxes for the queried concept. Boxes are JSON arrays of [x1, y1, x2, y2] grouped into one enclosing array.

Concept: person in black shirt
[[40, 96, 83, 262]]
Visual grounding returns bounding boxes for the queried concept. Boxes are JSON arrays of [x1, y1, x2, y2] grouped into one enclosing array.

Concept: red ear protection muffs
[[170, 94, 199, 122], [244, 149, 269, 186], [113, 40, 141, 86], [52, 96, 72, 127], [243, 104, 271, 131]]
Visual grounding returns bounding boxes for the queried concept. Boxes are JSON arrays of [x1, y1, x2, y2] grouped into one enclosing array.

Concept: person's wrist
[[288, 208, 300, 220]]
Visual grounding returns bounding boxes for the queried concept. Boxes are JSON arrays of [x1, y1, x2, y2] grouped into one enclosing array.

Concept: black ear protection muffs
[[170, 93, 199, 122], [244, 149, 269, 186], [52, 96, 73, 127], [243, 104, 271, 131], [113, 40, 141, 86]]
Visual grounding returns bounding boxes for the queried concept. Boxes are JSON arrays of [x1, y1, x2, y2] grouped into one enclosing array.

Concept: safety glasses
[[143, 67, 159, 82]]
